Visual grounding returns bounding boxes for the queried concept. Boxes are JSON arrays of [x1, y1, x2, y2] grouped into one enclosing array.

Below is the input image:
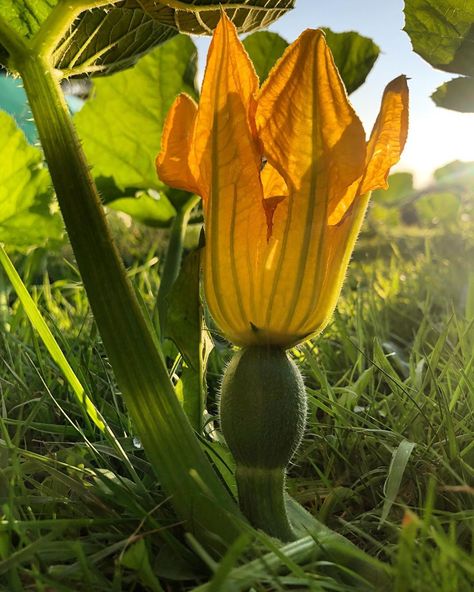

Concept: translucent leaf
[[415, 192, 461, 226], [404, 0, 474, 76], [75, 35, 197, 218], [130, 0, 295, 35], [431, 76, 474, 113], [404, 0, 474, 112], [243, 28, 379, 94], [243, 31, 288, 85], [106, 192, 176, 227], [54, 6, 179, 76], [324, 28, 380, 94], [0, 110, 62, 249], [380, 439, 416, 526], [0, 0, 58, 39]]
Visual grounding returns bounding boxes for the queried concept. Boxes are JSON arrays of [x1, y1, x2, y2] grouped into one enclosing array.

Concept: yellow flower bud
[[157, 14, 408, 348]]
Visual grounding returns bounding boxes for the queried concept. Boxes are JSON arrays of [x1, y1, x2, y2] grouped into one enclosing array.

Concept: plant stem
[[155, 195, 199, 336], [15, 52, 241, 552], [235, 466, 295, 541]]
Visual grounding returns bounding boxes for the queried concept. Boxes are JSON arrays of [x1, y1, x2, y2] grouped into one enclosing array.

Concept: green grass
[[0, 217, 473, 591]]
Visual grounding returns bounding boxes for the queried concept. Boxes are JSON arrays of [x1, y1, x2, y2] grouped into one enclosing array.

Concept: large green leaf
[[106, 192, 176, 227], [0, 0, 58, 39], [130, 0, 294, 35], [0, 110, 62, 248], [415, 192, 461, 226], [243, 31, 287, 84], [243, 28, 379, 94], [324, 29, 380, 94], [404, 0, 474, 76], [75, 35, 197, 219], [431, 76, 474, 113], [1, 1, 293, 75], [404, 0, 474, 112], [54, 6, 179, 77], [372, 172, 414, 207], [369, 172, 414, 228], [434, 159, 474, 186]]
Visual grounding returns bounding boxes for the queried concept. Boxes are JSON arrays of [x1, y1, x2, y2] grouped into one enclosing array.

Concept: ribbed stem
[[15, 52, 241, 552], [236, 466, 296, 541]]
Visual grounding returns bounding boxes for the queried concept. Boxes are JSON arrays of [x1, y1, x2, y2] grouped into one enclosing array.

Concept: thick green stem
[[236, 466, 295, 541], [15, 53, 241, 552]]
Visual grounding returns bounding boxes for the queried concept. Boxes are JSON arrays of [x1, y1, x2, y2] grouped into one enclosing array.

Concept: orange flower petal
[[256, 29, 366, 217], [360, 75, 409, 194], [156, 93, 200, 195], [296, 192, 370, 340], [252, 30, 367, 334], [196, 14, 267, 338]]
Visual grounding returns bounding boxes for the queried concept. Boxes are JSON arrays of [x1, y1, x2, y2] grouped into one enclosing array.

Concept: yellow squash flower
[[157, 15, 408, 348]]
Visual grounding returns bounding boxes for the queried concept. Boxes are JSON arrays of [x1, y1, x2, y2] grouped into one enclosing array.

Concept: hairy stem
[[236, 466, 296, 541]]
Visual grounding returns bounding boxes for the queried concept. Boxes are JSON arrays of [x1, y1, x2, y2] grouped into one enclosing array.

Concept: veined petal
[[253, 29, 366, 334], [360, 75, 409, 194], [156, 93, 200, 195], [191, 12, 260, 201], [256, 28, 366, 215], [296, 192, 370, 342], [196, 13, 267, 338]]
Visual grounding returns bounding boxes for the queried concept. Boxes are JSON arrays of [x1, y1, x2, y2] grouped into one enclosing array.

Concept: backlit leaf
[[2, 1, 292, 75], [75, 35, 197, 221], [404, 0, 474, 76], [243, 31, 288, 85], [243, 28, 379, 94], [404, 0, 474, 112], [107, 192, 176, 227], [0, 110, 62, 249], [54, 6, 179, 76], [372, 172, 414, 207], [431, 76, 474, 113], [129, 0, 295, 35], [380, 439, 416, 525], [324, 29, 380, 94], [0, 0, 58, 39]]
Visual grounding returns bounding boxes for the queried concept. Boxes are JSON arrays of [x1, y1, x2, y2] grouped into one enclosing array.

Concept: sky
[[193, 0, 474, 188]]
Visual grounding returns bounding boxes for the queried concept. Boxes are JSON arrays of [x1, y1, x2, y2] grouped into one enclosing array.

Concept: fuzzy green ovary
[[219, 346, 307, 471]]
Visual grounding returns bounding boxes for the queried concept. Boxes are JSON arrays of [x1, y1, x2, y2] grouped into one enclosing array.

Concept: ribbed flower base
[[220, 346, 307, 540]]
